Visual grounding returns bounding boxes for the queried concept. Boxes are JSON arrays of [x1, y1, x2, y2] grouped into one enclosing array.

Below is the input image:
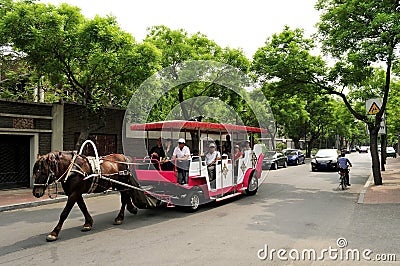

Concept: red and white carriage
[[126, 120, 266, 211]]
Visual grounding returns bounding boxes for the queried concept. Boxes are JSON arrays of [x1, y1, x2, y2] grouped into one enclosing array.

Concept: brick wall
[[63, 103, 125, 153]]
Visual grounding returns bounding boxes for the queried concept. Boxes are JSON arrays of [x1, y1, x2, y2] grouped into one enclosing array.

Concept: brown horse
[[32, 151, 158, 242]]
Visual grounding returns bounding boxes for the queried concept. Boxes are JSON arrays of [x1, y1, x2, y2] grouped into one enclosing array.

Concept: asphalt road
[[0, 152, 398, 265]]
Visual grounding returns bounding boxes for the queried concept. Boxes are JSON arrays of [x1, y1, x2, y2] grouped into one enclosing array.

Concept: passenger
[[223, 135, 232, 158], [172, 138, 191, 185], [205, 143, 221, 182], [215, 140, 221, 152], [233, 144, 243, 175], [149, 137, 165, 161], [149, 137, 165, 170], [243, 140, 251, 151], [163, 138, 174, 160], [161, 138, 174, 171]]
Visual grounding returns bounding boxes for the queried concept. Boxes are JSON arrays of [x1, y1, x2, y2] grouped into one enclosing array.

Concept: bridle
[[33, 153, 77, 198]]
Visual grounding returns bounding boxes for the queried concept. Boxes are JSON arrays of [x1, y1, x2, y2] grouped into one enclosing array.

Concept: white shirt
[[173, 146, 190, 159], [205, 150, 221, 166]]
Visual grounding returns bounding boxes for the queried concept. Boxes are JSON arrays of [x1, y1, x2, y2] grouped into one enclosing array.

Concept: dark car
[[311, 149, 338, 171], [262, 151, 287, 170], [284, 149, 305, 165]]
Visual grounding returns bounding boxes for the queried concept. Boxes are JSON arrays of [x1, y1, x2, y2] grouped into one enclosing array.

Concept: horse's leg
[[76, 195, 94, 232], [46, 196, 76, 242], [126, 191, 138, 215], [114, 191, 130, 225]]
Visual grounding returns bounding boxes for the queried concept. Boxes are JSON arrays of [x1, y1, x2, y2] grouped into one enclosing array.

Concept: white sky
[[40, 0, 321, 58]]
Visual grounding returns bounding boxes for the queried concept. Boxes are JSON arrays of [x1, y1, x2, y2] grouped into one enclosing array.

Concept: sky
[[40, 0, 321, 58]]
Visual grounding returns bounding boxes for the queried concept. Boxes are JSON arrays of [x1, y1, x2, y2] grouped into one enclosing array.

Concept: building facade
[[0, 99, 124, 189]]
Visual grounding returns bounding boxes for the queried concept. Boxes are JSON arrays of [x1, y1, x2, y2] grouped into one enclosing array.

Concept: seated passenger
[[205, 143, 221, 182], [161, 138, 174, 171], [149, 137, 165, 170], [233, 145, 243, 176]]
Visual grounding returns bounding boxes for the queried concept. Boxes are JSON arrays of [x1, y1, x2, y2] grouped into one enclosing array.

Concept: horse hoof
[[81, 225, 92, 232], [46, 234, 58, 242], [113, 219, 123, 225], [127, 207, 138, 215]]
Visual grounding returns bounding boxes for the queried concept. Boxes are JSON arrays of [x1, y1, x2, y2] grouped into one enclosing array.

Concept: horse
[[32, 151, 159, 242]]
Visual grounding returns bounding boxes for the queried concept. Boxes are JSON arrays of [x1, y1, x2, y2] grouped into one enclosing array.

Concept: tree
[[143, 26, 254, 150], [252, 16, 400, 185], [0, 1, 160, 147], [315, 0, 400, 184]]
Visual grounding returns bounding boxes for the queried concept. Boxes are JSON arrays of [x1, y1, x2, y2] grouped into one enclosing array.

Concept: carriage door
[[0, 135, 30, 189]]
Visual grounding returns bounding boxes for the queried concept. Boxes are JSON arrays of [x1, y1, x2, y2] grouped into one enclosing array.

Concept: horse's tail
[[124, 155, 159, 209], [127, 173, 159, 209]]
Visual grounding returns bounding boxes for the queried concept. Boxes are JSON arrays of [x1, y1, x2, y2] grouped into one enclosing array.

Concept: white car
[[359, 146, 369, 153], [386, 147, 397, 158]]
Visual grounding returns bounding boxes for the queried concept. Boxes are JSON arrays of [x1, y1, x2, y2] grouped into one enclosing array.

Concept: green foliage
[[0, 1, 160, 110], [275, 142, 286, 151], [144, 25, 252, 122]]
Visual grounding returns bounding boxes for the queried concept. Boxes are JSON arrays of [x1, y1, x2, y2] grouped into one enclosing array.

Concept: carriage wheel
[[246, 172, 258, 196], [184, 191, 201, 212]]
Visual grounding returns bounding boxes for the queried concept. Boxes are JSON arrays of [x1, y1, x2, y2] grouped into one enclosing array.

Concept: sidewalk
[[1, 157, 399, 212], [358, 156, 400, 204], [0, 186, 112, 212]]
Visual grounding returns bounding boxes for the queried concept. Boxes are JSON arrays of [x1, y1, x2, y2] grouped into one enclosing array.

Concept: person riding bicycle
[[338, 152, 352, 186]]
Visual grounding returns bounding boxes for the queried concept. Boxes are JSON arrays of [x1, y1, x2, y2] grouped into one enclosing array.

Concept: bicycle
[[338, 168, 349, 190]]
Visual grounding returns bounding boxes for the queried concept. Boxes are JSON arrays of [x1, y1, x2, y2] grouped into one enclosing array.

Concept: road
[[0, 152, 399, 265]]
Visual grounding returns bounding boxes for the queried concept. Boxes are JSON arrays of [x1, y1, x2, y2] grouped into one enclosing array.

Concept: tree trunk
[[293, 138, 300, 149], [75, 107, 90, 150], [369, 126, 382, 185], [381, 134, 386, 171], [306, 137, 317, 158]]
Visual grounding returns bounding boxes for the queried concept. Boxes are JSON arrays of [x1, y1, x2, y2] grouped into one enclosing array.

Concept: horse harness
[[68, 154, 135, 194]]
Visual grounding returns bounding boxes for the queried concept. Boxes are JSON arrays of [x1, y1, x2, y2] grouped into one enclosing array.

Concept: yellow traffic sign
[[368, 102, 380, 115]]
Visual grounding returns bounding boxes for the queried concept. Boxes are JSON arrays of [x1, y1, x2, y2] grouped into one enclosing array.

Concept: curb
[[0, 190, 117, 212], [357, 172, 373, 204]]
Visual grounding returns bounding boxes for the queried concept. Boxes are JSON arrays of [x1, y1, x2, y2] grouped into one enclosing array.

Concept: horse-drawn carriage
[[127, 120, 266, 211], [32, 120, 267, 241]]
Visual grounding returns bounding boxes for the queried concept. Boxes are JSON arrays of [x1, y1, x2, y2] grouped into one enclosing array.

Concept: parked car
[[341, 148, 350, 154], [262, 151, 287, 170], [284, 149, 305, 165], [386, 147, 397, 158], [359, 146, 369, 153], [350, 147, 357, 153], [311, 149, 339, 171]]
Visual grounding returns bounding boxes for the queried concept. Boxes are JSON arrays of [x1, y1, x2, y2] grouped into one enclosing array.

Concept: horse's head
[[32, 152, 60, 198]]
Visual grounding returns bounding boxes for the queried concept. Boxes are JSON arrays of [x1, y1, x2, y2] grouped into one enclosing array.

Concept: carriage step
[[140, 185, 153, 191], [215, 192, 242, 202]]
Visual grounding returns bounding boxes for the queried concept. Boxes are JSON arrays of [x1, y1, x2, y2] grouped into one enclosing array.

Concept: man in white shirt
[[205, 143, 221, 182], [172, 138, 191, 185]]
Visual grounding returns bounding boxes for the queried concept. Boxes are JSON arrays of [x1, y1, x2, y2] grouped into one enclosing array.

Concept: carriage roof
[[129, 120, 267, 134]]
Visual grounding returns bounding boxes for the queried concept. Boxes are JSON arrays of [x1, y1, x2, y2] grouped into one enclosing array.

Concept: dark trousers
[[207, 165, 216, 181], [177, 168, 188, 184]]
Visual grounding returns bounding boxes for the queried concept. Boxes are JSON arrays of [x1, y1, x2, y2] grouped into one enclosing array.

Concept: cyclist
[[338, 152, 352, 186]]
